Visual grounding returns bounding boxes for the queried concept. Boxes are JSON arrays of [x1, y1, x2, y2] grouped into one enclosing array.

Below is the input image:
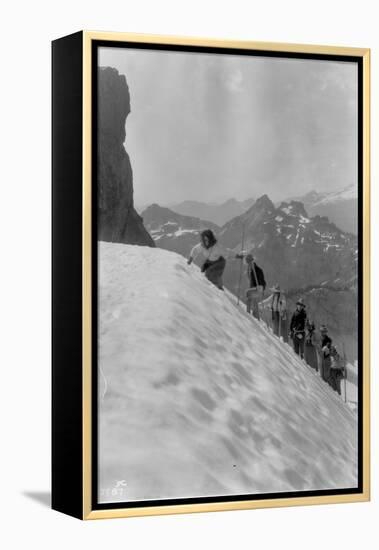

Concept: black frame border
[[52, 31, 84, 520]]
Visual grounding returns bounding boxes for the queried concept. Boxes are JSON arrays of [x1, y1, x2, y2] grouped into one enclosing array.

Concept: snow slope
[[98, 243, 358, 502]]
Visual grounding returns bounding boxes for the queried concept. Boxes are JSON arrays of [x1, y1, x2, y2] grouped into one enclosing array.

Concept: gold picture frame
[[52, 31, 370, 520]]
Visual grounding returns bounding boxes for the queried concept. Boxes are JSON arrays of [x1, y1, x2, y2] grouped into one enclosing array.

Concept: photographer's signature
[[100, 480, 127, 499]]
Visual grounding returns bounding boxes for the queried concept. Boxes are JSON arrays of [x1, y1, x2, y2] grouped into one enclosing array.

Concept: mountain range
[[283, 184, 357, 234], [219, 195, 357, 292], [139, 183, 357, 234], [142, 195, 358, 360], [143, 195, 357, 291], [141, 204, 220, 257], [140, 197, 255, 226]]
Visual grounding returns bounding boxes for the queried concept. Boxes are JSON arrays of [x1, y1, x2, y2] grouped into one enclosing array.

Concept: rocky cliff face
[[98, 67, 154, 247]]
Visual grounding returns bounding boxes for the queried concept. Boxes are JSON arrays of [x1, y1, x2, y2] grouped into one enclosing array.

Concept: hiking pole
[[237, 222, 246, 306], [342, 341, 347, 403]]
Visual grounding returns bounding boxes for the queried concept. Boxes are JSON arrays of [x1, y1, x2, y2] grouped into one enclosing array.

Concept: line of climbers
[[259, 291, 345, 396], [241, 256, 346, 398], [186, 229, 346, 398]]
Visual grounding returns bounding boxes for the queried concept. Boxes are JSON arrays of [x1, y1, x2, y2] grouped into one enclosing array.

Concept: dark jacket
[[321, 334, 332, 348], [305, 321, 315, 345], [248, 262, 266, 290], [290, 309, 307, 333]]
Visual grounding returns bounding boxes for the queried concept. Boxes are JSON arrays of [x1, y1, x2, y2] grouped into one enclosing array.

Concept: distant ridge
[[281, 184, 357, 234], [141, 203, 219, 257], [167, 197, 255, 226]]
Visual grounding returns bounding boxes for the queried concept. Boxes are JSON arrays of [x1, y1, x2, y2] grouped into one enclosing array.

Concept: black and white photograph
[[96, 43, 361, 505], [3, 0, 378, 541]]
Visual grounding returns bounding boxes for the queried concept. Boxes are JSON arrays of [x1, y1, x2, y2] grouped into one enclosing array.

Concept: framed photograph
[[52, 31, 370, 520]]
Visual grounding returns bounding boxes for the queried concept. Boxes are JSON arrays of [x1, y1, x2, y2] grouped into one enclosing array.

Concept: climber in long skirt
[[290, 299, 307, 358], [187, 229, 240, 290], [304, 320, 318, 370], [260, 284, 285, 336]]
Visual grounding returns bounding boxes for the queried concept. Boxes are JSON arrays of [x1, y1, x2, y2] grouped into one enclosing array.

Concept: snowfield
[[98, 242, 358, 503]]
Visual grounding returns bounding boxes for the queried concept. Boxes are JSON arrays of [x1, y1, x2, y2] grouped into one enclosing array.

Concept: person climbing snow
[[237, 252, 266, 320], [187, 229, 240, 290], [329, 346, 345, 395], [315, 325, 332, 381], [304, 319, 318, 371], [279, 290, 289, 343], [321, 339, 333, 386], [260, 284, 286, 338], [290, 298, 307, 359]]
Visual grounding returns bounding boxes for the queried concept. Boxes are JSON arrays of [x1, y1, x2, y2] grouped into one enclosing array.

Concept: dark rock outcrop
[[98, 67, 154, 246]]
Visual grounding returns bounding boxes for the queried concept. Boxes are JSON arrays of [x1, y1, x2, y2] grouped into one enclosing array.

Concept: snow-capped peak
[[314, 184, 357, 205], [278, 200, 309, 219]]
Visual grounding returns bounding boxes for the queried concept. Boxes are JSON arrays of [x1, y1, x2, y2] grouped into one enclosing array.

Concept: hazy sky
[[99, 47, 358, 207]]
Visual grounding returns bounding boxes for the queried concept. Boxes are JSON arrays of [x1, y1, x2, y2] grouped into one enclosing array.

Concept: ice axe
[[236, 222, 246, 306]]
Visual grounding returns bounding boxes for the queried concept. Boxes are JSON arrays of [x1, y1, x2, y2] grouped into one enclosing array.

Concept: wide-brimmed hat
[[270, 284, 281, 293], [296, 298, 306, 307]]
